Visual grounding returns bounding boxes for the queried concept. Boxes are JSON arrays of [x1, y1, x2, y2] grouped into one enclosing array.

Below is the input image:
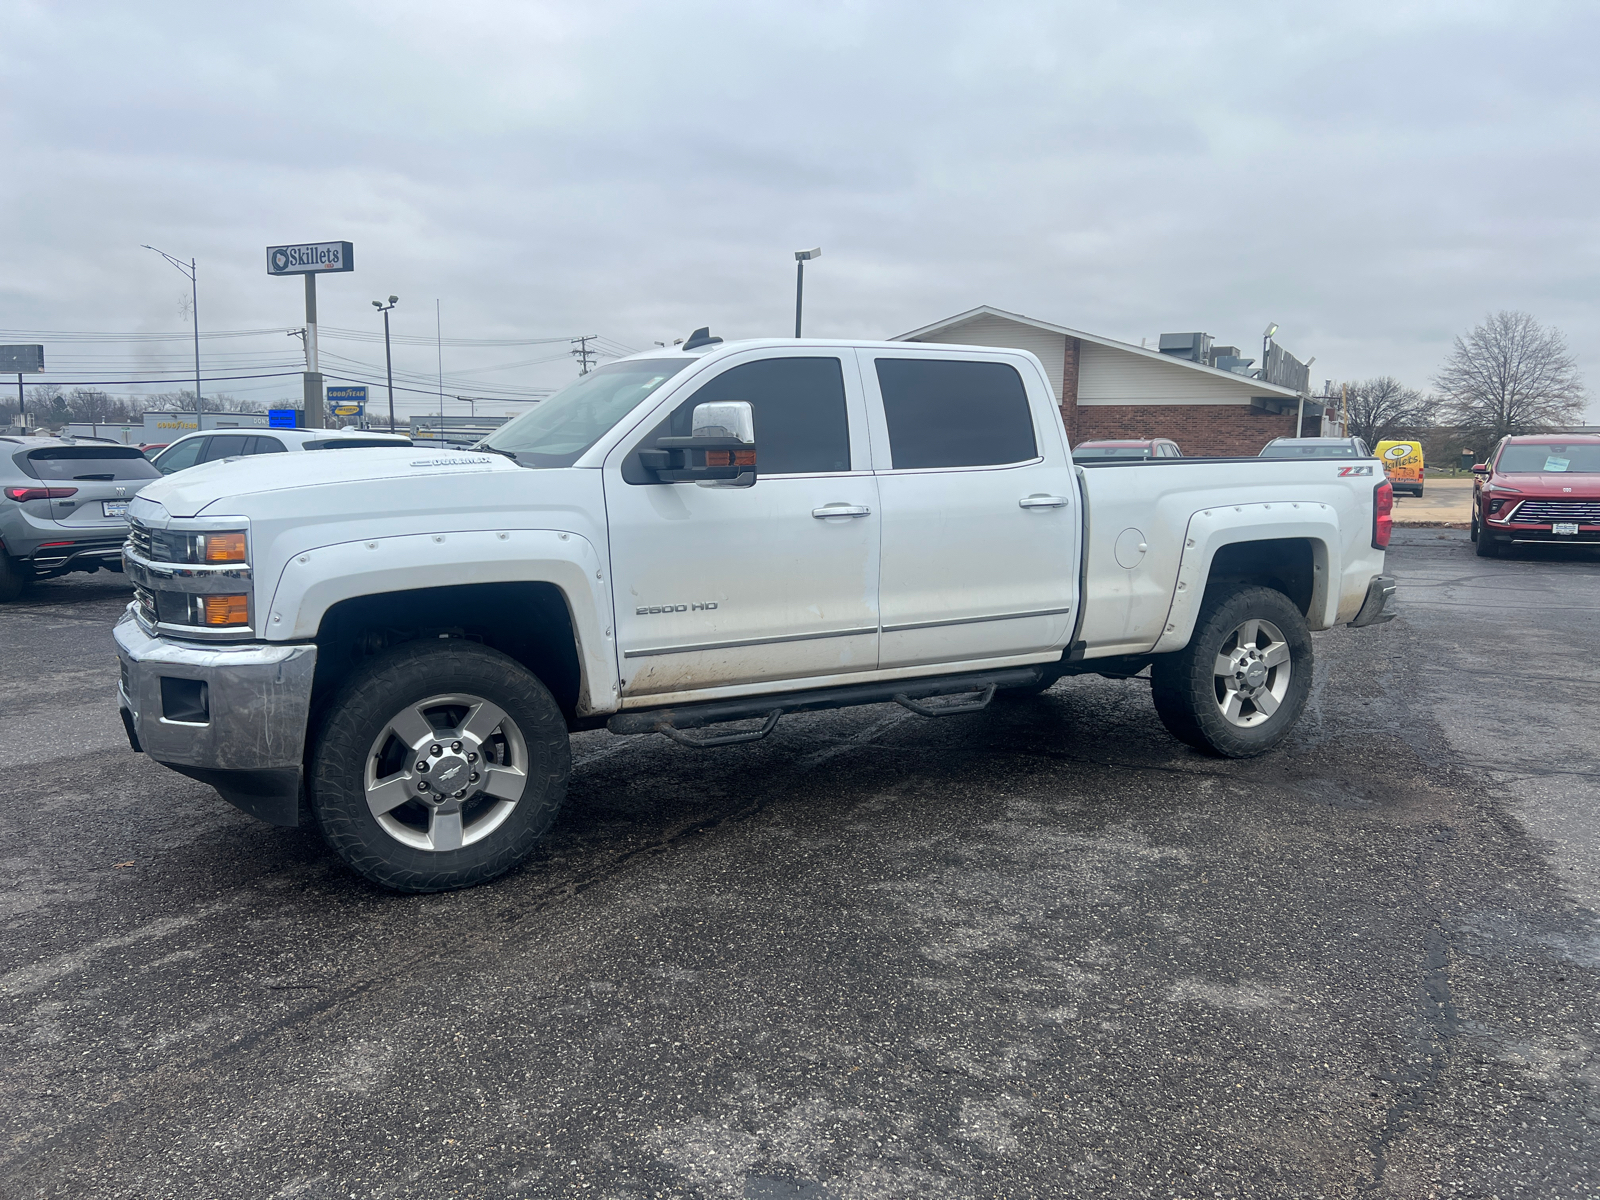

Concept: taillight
[[1372, 480, 1393, 549], [4, 486, 77, 502]]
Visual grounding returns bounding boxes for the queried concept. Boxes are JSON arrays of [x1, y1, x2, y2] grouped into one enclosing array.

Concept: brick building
[[894, 306, 1323, 456]]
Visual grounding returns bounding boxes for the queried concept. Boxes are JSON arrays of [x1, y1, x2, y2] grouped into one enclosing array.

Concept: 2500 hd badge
[[637, 601, 719, 614]]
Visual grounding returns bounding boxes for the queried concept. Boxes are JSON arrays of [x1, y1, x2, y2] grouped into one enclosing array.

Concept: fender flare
[[265, 528, 619, 715], [1149, 503, 1341, 655]]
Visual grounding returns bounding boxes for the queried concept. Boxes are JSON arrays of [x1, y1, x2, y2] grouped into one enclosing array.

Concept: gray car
[[1259, 436, 1373, 458], [0, 436, 160, 601]]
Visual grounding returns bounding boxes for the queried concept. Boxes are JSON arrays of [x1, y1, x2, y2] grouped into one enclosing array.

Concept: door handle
[[812, 504, 872, 518], [1019, 494, 1068, 509]]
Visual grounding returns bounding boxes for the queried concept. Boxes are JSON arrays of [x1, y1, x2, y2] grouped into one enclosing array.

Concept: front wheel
[[1150, 585, 1313, 758], [310, 640, 571, 892]]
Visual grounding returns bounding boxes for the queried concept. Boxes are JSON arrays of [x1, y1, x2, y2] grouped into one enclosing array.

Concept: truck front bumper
[[114, 609, 318, 827]]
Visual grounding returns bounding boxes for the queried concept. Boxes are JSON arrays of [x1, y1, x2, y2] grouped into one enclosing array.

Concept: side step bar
[[607, 666, 1044, 747]]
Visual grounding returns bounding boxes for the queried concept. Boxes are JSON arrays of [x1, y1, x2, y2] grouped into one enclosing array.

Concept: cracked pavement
[[2, 528, 1597, 1198]]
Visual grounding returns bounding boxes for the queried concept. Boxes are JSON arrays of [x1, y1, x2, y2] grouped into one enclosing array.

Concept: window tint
[[875, 358, 1036, 469], [628, 357, 850, 481], [203, 434, 251, 462], [155, 438, 207, 474], [249, 436, 287, 454], [21, 445, 160, 481]]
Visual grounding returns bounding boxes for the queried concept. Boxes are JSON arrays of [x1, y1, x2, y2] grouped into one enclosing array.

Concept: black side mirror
[[641, 401, 757, 487]]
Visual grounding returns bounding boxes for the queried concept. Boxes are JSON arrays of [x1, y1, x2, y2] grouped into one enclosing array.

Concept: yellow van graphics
[[1375, 440, 1424, 496]]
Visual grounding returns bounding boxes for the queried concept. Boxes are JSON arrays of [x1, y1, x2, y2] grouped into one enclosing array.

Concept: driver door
[[604, 350, 880, 700]]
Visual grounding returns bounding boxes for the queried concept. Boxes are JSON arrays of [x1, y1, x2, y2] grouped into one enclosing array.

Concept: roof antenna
[[682, 327, 722, 351]]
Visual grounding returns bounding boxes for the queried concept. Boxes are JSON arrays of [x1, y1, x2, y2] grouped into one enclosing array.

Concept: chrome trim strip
[[123, 549, 252, 593], [623, 625, 878, 659], [882, 606, 1074, 634]]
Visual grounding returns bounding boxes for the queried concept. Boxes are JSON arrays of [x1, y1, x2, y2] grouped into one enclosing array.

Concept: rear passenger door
[[863, 350, 1080, 670]]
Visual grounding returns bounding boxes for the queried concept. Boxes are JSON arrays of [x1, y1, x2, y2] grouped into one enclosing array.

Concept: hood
[[1491, 472, 1600, 495], [134, 447, 522, 519]]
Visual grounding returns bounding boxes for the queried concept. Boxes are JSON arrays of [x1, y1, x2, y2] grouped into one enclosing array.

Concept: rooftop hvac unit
[[1208, 345, 1239, 366], [1157, 332, 1212, 363], [1214, 355, 1255, 375]]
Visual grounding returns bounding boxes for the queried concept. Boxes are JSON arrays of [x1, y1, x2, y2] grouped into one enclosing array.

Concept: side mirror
[[1470, 463, 1490, 475], [639, 401, 758, 486]]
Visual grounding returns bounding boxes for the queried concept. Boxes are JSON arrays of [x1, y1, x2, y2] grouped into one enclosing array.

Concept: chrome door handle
[[1019, 494, 1068, 509], [812, 504, 872, 518]]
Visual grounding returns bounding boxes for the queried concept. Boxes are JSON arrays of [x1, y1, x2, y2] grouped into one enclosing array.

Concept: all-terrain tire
[[1150, 585, 1313, 758], [310, 640, 571, 892], [0, 551, 27, 603]]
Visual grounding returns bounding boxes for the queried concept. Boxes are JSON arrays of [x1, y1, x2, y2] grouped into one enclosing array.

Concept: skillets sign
[[266, 241, 354, 275]]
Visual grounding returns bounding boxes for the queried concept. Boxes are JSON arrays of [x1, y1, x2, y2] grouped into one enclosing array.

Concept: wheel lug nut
[[467, 752, 477, 763], [418, 780, 429, 791], [451, 740, 462, 752], [416, 761, 429, 772], [430, 744, 442, 756], [470, 771, 479, 782]]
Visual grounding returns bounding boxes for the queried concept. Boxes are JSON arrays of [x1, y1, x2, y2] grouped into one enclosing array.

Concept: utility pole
[[571, 335, 596, 375], [142, 245, 201, 414]]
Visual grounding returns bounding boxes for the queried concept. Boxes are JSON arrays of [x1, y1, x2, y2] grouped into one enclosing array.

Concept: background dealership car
[[1471, 434, 1600, 558], [151, 428, 412, 475], [1259, 436, 1373, 458], [1074, 438, 1182, 459], [0, 435, 159, 601]]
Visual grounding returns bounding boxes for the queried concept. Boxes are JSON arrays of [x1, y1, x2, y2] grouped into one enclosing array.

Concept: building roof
[[893, 305, 1304, 401]]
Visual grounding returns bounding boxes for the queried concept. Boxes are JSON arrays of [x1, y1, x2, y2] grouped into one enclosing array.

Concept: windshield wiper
[[474, 445, 519, 461]]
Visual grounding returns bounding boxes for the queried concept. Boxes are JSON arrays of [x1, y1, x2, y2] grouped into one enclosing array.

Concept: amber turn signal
[[203, 594, 250, 626], [203, 532, 247, 562]]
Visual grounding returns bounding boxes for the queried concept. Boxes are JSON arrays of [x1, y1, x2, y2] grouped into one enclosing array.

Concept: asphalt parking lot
[[3, 530, 1598, 1200]]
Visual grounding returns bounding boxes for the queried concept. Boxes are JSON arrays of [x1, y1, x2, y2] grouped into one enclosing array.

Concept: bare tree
[[1338, 377, 1435, 446], [1434, 311, 1586, 445], [143, 390, 263, 414]]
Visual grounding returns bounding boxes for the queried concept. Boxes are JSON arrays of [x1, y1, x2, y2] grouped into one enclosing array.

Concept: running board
[[607, 666, 1043, 745]]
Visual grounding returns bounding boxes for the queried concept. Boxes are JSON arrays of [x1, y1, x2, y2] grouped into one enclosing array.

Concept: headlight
[[146, 528, 249, 564]]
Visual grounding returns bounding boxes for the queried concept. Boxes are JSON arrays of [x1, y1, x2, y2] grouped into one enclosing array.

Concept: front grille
[[127, 520, 153, 559], [132, 584, 159, 627], [1507, 498, 1600, 524]]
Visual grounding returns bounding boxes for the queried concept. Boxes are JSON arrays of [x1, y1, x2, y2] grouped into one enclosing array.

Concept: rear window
[[1260, 442, 1361, 458], [20, 446, 160, 481], [1075, 446, 1152, 459], [1496, 443, 1600, 473], [302, 437, 413, 450], [875, 358, 1037, 470]]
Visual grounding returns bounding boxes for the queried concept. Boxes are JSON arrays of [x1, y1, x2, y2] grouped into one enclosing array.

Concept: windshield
[[1497, 442, 1600, 473], [1075, 446, 1152, 459], [481, 359, 699, 467], [1261, 442, 1360, 458]]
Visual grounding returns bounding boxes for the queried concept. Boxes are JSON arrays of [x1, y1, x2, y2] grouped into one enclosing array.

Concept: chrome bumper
[[114, 609, 318, 826], [1348, 574, 1397, 628]]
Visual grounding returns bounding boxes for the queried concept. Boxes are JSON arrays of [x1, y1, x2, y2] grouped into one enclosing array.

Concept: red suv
[[1472, 434, 1600, 558]]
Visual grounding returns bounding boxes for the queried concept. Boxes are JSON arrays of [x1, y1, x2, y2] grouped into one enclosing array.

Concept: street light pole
[[794, 247, 821, 337], [143, 245, 201, 414], [372, 296, 399, 432]]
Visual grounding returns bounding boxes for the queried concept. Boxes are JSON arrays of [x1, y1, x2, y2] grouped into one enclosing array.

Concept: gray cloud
[[2, 0, 1594, 418]]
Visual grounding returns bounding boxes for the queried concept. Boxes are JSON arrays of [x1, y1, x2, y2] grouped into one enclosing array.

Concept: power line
[[572, 335, 597, 375]]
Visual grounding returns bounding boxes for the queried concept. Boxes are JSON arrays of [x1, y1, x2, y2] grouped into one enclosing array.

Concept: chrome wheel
[[1212, 618, 1292, 728], [363, 692, 529, 852]]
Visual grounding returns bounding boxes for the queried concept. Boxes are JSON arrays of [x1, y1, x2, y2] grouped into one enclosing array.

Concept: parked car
[[1471, 434, 1600, 558], [139, 443, 169, 459], [117, 334, 1397, 892], [1074, 438, 1182, 459], [151, 428, 412, 475], [1260, 436, 1373, 458], [1373, 440, 1425, 496], [0, 435, 160, 600]]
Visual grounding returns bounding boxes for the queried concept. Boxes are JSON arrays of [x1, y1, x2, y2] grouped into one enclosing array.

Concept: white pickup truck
[[116, 334, 1396, 892]]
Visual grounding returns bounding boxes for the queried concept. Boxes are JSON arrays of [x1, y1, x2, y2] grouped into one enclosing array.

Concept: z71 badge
[[1338, 465, 1374, 476]]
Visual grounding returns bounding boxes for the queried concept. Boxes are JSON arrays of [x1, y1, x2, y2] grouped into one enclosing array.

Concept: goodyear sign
[[266, 241, 354, 275], [327, 385, 366, 418]]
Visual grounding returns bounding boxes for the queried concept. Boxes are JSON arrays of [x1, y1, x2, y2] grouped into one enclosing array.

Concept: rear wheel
[[310, 640, 571, 892], [1150, 585, 1312, 758]]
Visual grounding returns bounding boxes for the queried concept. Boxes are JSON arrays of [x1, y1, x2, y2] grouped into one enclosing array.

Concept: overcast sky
[[2, 0, 1595, 419]]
